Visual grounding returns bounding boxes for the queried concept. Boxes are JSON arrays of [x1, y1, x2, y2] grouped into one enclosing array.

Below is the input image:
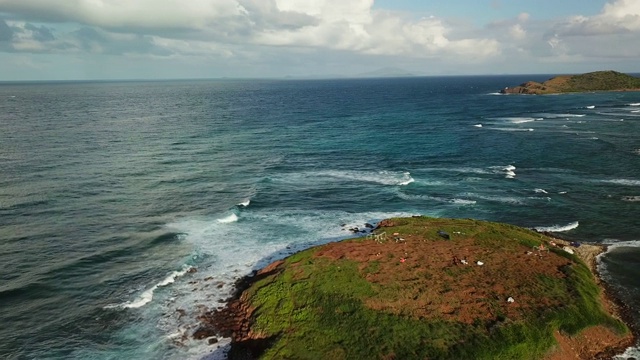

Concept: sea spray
[[534, 221, 579, 233]]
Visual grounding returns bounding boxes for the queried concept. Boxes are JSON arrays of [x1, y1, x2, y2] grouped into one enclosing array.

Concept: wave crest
[[105, 266, 194, 309], [217, 213, 239, 223], [534, 221, 579, 233]]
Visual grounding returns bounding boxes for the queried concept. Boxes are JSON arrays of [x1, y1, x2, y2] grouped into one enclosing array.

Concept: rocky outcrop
[[501, 71, 640, 95], [193, 217, 636, 360]]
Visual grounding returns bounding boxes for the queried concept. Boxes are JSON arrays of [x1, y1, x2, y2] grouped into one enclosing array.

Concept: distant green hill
[[501, 70, 640, 94]]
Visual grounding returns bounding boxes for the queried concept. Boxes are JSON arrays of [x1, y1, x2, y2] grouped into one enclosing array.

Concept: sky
[[0, 0, 639, 80]]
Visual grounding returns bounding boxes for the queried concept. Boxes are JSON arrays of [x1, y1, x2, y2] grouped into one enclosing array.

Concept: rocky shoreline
[[193, 219, 637, 359], [500, 70, 640, 95]]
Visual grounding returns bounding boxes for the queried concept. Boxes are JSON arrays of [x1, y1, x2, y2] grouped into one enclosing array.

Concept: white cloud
[[0, 0, 246, 30], [0, 0, 500, 60], [517, 13, 530, 23], [556, 0, 640, 35], [509, 24, 526, 40]]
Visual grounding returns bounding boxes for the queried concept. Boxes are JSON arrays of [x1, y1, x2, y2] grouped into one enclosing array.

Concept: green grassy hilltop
[[200, 217, 631, 359], [501, 70, 640, 94]]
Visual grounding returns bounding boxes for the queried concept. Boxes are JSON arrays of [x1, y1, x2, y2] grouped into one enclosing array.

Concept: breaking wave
[[217, 213, 239, 223], [538, 113, 586, 118], [274, 170, 415, 186], [534, 221, 579, 233], [598, 179, 640, 186], [488, 127, 534, 132], [395, 191, 476, 205], [105, 266, 194, 309]]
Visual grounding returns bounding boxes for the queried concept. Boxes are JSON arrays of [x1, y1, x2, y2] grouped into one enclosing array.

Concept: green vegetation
[[501, 70, 640, 94], [233, 217, 628, 359]]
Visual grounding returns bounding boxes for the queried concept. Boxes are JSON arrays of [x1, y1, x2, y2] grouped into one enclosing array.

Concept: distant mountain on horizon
[[353, 67, 420, 78]]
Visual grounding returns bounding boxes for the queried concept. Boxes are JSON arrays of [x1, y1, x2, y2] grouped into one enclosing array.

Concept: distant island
[[500, 70, 640, 94], [194, 217, 634, 359]]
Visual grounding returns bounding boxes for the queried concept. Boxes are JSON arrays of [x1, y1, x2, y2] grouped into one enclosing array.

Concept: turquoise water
[[1, 77, 639, 359]]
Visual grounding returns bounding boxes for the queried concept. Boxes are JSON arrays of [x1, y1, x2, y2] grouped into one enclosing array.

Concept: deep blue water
[[1, 76, 639, 359]]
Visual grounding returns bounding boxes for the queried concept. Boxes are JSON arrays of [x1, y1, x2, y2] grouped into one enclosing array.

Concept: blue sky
[[373, 1, 605, 23], [0, 0, 638, 80]]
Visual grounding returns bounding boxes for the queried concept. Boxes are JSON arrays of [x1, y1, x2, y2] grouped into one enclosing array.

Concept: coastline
[[194, 220, 637, 359], [541, 236, 637, 359]]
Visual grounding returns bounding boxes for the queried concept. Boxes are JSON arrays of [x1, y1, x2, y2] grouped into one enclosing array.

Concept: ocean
[[0, 76, 639, 359]]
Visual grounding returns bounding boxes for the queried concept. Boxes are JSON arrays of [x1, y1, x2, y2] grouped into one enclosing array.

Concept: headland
[[500, 70, 640, 95], [194, 216, 635, 359]]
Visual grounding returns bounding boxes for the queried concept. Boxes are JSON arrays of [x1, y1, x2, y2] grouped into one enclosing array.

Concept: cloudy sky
[[0, 0, 638, 80]]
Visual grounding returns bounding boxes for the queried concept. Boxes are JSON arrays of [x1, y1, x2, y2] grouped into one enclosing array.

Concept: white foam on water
[[277, 170, 415, 186], [534, 189, 548, 194], [499, 117, 538, 124], [534, 221, 579, 233], [237, 199, 251, 207], [586, 105, 595, 109], [395, 191, 476, 205], [487, 92, 503, 95], [217, 213, 239, 223], [558, 191, 567, 194], [598, 179, 640, 186], [632, 110, 640, 113], [151, 208, 425, 357], [461, 192, 525, 205], [413, 179, 450, 186], [622, 196, 640, 202], [488, 127, 534, 132], [473, 124, 483, 127], [450, 198, 477, 205], [105, 266, 194, 309], [489, 164, 516, 178], [602, 239, 640, 250], [613, 346, 640, 360], [422, 166, 492, 175], [538, 113, 586, 118], [628, 103, 640, 106]]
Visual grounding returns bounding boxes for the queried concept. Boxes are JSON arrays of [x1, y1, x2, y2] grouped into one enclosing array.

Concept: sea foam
[[489, 127, 534, 132], [395, 191, 476, 205], [598, 179, 640, 186], [534, 221, 579, 233], [489, 165, 516, 178], [106, 266, 194, 309], [156, 208, 424, 350], [312, 170, 415, 186], [538, 113, 586, 118], [217, 213, 239, 223]]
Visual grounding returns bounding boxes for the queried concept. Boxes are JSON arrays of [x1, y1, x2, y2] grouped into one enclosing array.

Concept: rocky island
[[500, 70, 640, 94], [194, 217, 635, 359]]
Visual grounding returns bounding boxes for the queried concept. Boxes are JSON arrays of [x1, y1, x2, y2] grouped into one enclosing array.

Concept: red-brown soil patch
[[314, 233, 571, 324], [548, 326, 635, 360]]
